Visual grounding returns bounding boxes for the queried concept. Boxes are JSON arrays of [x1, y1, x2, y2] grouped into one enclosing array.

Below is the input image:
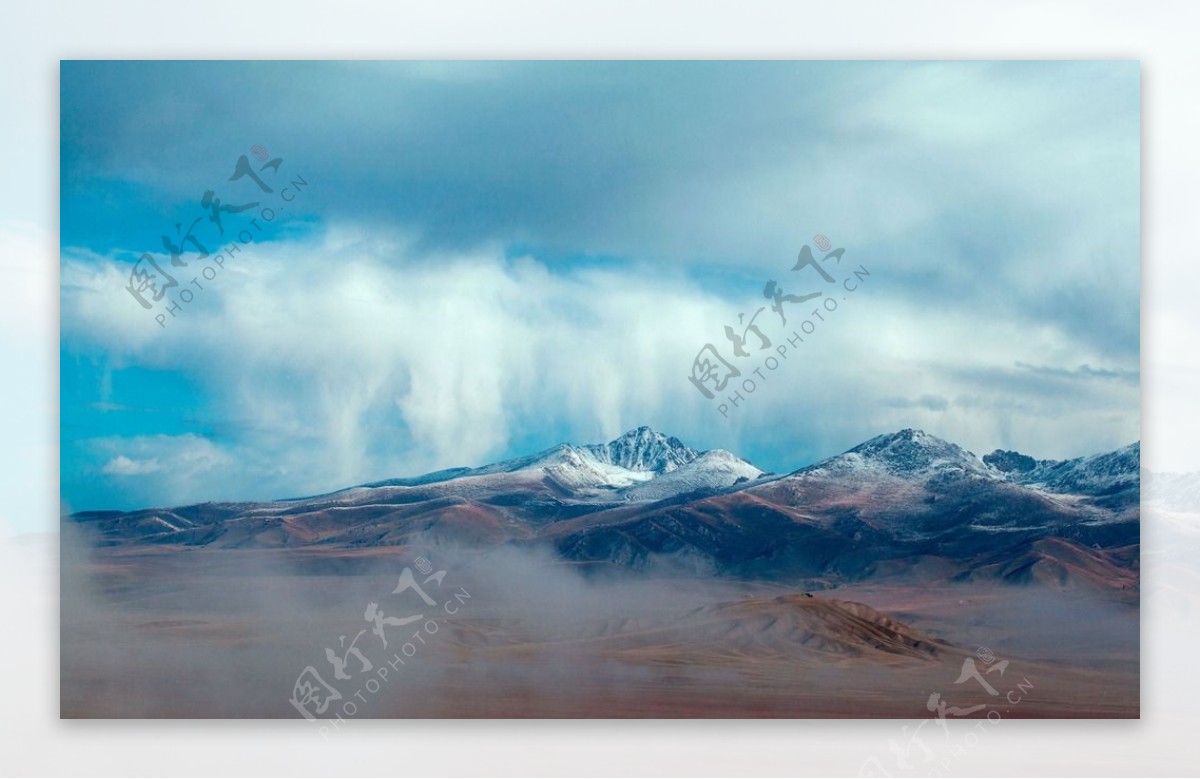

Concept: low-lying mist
[[60, 521, 1140, 718]]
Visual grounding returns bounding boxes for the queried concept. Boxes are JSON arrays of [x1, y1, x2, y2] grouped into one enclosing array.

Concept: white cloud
[[100, 455, 162, 476], [60, 223, 1140, 509], [83, 434, 232, 507], [62, 229, 742, 504]]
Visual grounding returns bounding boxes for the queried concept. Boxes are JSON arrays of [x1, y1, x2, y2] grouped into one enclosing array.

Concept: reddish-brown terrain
[[62, 429, 1139, 718]]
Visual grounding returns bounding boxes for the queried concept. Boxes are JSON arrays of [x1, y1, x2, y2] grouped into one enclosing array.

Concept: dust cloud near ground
[[60, 527, 1138, 719]]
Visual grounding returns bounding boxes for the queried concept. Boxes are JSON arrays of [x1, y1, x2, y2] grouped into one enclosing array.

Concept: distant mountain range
[[69, 427, 1140, 590]]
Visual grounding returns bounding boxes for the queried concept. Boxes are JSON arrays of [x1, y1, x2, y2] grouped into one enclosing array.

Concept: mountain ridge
[[67, 427, 1140, 592]]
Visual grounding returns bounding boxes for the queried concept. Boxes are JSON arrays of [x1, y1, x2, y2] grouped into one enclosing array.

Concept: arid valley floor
[[61, 544, 1137, 718]]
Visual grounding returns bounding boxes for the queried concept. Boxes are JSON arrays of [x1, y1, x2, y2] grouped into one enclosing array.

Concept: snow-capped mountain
[[536, 427, 722, 494], [619, 448, 764, 502], [68, 427, 1139, 590], [545, 429, 1139, 585], [499, 426, 757, 497], [985, 442, 1139, 492], [804, 428, 993, 480], [984, 442, 1140, 509], [362, 426, 751, 497], [583, 426, 698, 472]]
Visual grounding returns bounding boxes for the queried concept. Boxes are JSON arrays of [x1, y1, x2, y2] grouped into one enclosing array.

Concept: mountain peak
[[993, 441, 1140, 501], [983, 449, 1039, 474], [586, 427, 699, 473], [843, 428, 986, 477], [851, 428, 951, 453]]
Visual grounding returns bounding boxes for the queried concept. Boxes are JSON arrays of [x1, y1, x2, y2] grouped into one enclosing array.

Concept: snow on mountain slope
[[70, 428, 1140, 585], [358, 426, 751, 504], [790, 429, 1138, 500], [583, 426, 699, 473], [984, 442, 1140, 501], [541, 446, 657, 491], [541, 429, 767, 500], [796, 428, 993, 482], [736, 428, 1138, 556], [619, 449, 764, 502]]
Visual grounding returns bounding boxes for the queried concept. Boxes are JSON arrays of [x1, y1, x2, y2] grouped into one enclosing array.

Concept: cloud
[[1013, 361, 1140, 384], [61, 228, 745, 507], [60, 61, 1139, 364], [76, 434, 232, 508], [57, 61, 1142, 510], [100, 455, 162, 476], [883, 394, 951, 412], [60, 220, 1140, 510]]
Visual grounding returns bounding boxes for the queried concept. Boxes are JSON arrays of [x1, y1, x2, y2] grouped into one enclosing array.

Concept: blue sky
[[59, 60, 1140, 512]]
